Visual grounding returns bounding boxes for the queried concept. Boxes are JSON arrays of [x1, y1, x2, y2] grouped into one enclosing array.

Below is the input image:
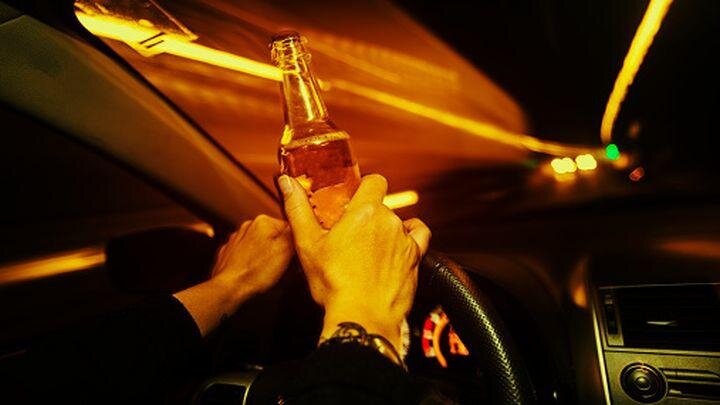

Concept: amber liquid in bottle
[[271, 31, 360, 228]]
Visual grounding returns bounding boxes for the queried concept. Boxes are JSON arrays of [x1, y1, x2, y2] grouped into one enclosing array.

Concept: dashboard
[[583, 249, 720, 404], [406, 303, 485, 403], [199, 201, 720, 405]]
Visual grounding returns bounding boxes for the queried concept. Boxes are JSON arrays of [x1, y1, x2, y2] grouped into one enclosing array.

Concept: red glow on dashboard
[[421, 306, 469, 368]]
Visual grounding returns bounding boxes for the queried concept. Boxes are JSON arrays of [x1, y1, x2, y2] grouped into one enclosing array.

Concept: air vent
[[614, 284, 720, 352]]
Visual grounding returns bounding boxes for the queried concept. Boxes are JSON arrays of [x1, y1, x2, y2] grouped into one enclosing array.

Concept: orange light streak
[[660, 240, 720, 260], [600, 0, 673, 144], [75, 13, 282, 81], [76, 12, 599, 157], [0, 248, 105, 285], [331, 80, 597, 156], [383, 190, 419, 210], [160, 40, 282, 81]]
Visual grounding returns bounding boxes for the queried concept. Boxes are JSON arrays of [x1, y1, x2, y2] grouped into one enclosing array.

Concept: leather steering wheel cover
[[420, 253, 536, 404]]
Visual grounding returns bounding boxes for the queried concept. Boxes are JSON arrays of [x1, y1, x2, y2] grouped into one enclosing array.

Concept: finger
[[403, 218, 431, 256], [235, 220, 253, 241], [346, 174, 388, 212], [253, 214, 289, 237], [277, 175, 323, 245], [271, 221, 293, 246]]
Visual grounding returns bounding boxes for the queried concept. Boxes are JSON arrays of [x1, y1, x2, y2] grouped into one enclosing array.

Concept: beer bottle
[[271, 31, 361, 229]]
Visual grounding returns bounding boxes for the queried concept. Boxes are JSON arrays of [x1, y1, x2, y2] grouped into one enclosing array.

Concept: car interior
[[1, 1, 719, 404]]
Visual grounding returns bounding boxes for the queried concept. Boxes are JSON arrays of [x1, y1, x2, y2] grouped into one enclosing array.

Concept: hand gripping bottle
[[271, 31, 361, 229], [272, 31, 411, 358]]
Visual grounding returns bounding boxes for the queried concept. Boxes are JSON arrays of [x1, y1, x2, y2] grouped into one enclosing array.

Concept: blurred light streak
[[77, 12, 598, 157], [571, 282, 588, 309], [660, 240, 720, 259], [331, 80, 597, 156], [0, 248, 105, 285], [305, 29, 459, 85], [383, 190, 419, 210], [568, 261, 589, 309], [309, 39, 403, 84], [188, 222, 215, 238], [76, 13, 282, 81], [158, 40, 281, 81], [575, 154, 598, 171], [600, 0, 673, 144]]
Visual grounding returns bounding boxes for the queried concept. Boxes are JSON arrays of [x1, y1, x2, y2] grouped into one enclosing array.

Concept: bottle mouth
[[270, 30, 310, 66], [271, 30, 303, 44]]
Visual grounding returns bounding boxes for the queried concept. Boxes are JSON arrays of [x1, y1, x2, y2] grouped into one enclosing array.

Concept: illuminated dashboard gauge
[[421, 306, 469, 368]]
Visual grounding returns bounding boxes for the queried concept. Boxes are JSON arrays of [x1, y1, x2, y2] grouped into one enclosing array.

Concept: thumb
[[277, 175, 322, 245]]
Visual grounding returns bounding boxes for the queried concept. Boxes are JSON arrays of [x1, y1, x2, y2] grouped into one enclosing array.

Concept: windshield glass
[[74, 0, 720, 227]]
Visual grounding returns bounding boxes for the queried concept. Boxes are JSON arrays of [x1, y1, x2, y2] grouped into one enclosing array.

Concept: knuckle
[[355, 203, 377, 219], [254, 214, 271, 224], [387, 212, 403, 228], [405, 217, 420, 226], [364, 173, 387, 188], [377, 206, 401, 226]]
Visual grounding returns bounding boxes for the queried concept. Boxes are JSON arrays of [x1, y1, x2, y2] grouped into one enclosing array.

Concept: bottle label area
[[280, 134, 360, 228]]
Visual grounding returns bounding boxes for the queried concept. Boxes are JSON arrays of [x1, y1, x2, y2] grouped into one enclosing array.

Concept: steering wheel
[[419, 253, 536, 404], [194, 252, 536, 404]]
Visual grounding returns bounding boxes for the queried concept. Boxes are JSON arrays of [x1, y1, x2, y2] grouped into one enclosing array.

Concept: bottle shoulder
[[281, 130, 350, 149]]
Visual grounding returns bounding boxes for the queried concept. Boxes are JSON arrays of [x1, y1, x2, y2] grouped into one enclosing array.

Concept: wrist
[[208, 274, 252, 313], [319, 322, 406, 369], [322, 305, 402, 350]]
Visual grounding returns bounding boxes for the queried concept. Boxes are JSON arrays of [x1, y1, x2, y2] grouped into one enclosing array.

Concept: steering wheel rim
[[419, 252, 536, 404]]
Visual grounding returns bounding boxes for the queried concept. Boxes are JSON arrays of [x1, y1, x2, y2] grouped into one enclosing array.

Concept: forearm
[[173, 276, 252, 337], [176, 215, 292, 337]]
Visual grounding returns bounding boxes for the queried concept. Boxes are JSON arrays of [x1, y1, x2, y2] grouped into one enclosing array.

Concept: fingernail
[[278, 175, 292, 196]]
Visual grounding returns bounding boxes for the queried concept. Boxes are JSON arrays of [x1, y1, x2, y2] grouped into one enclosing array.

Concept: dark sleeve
[[15, 295, 206, 403], [251, 343, 448, 405]]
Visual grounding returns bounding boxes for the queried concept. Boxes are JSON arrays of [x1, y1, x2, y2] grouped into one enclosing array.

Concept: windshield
[[74, 0, 720, 227]]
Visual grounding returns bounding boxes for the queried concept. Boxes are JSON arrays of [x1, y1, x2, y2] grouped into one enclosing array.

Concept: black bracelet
[[319, 322, 407, 370]]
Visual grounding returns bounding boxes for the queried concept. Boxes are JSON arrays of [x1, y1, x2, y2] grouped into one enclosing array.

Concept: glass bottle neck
[[272, 32, 333, 141], [280, 59, 329, 129]]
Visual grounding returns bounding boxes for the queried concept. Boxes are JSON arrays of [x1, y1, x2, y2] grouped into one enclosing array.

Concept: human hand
[[175, 215, 293, 336], [210, 215, 293, 299], [278, 174, 431, 349]]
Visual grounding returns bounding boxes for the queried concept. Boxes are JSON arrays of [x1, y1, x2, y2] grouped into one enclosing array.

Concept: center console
[[596, 284, 720, 404], [589, 248, 720, 404]]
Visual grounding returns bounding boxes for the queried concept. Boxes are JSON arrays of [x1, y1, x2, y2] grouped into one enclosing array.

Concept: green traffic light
[[606, 143, 620, 160]]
